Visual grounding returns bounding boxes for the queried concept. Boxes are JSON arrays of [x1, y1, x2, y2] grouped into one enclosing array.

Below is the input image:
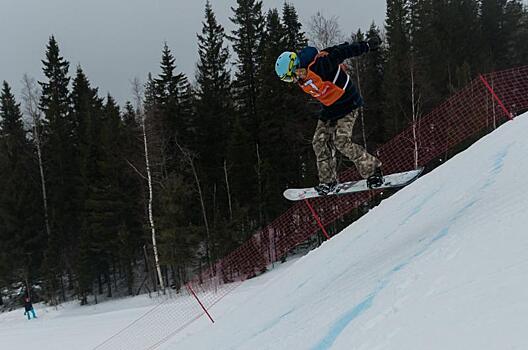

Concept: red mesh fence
[[93, 66, 528, 350]]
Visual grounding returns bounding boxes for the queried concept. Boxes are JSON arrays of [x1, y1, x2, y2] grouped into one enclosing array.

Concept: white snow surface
[[2, 113, 528, 349]]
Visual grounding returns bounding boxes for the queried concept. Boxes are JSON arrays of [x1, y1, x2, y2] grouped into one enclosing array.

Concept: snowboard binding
[[314, 180, 338, 196], [366, 167, 384, 189]]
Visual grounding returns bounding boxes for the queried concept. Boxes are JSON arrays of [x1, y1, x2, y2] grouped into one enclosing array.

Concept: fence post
[[303, 198, 331, 240], [186, 283, 215, 324], [479, 74, 513, 120]]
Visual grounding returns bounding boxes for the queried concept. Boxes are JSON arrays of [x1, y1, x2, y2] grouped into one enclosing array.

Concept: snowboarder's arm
[[323, 42, 370, 65]]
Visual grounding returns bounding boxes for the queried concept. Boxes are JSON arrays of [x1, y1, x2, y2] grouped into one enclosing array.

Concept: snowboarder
[[275, 39, 383, 195], [23, 297, 37, 320]]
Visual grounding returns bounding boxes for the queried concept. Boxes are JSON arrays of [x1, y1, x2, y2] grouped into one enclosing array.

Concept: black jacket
[[297, 42, 369, 121], [24, 300, 33, 312]]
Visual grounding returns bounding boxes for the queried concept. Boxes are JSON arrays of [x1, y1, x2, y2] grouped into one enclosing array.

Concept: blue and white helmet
[[275, 51, 299, 83]]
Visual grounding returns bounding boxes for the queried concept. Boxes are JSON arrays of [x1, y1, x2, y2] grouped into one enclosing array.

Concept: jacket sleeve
[[323, 42, 369, 65], [298, 46, 319, 68]]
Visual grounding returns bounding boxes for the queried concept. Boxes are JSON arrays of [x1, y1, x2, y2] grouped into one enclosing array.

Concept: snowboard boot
[[366, 167, 384, 189], [314, 180, 338, 196]]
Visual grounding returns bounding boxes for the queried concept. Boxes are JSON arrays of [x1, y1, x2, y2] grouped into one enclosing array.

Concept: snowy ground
[[2, 113, 528, 350]]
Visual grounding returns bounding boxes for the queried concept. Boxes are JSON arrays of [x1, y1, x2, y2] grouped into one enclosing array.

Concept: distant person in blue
[[24, 297, 37, 320]]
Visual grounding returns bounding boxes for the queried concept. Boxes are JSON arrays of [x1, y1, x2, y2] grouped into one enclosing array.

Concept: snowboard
[[283, 167, 424, 201]]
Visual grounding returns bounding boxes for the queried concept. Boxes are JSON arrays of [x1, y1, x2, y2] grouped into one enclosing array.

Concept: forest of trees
[[1, 0, 528, 306]]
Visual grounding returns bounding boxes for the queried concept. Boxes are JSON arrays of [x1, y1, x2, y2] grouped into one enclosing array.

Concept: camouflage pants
[[312, 110, 381, 183]]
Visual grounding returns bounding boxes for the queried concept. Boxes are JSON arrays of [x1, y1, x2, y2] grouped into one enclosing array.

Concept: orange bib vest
[[298, 52, 351, 107]]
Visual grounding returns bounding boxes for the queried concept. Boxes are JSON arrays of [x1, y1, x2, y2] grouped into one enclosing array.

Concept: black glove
[[366, 36, 381, 51]]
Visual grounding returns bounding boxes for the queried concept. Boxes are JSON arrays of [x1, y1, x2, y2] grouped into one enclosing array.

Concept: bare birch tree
[[255, 143, 263, 226], [409, 9, 422, 169], [21, 74, 51, 239], [410, 60, 422, 169], [307, 11, 343, 49], [224, 159, 233, 221], [131, 77, 165, 293]]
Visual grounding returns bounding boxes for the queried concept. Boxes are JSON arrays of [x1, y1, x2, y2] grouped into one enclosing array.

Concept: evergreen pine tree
[[155, 43, 194, 151], [279, 4, 318, 188], [70, 67, 107, 302], [384, 0, 412, 136], [92, 95, 123, 298], [441, 0, 481, 91], [195, 0, 232, 185], [228, 0, 266, 223], [0, 82, 44, 298], [255, 4, 314, 220], [282, 2, 308, 51], [481, 0, 509, 70], [71, 66, 102, 204], [407, 0, 440, 109], [157, 167, 199, 290], [117, 101, 145, 295], [194, 0, 235, 260], [229, 0, 265, 122], [409, 0, 482, 105], [362, 24, 387, 145], [255, 8, 286, 223], [514, 3, 528, 66], [38, 36, 75, 303], [0, 82, 25, 139], [478, 0, 528, 70], [500, 0, 528, 68]]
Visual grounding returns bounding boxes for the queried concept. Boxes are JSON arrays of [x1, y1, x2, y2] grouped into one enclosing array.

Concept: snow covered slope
[[2, 113, 528, 350], [165, 113, 528, 349]]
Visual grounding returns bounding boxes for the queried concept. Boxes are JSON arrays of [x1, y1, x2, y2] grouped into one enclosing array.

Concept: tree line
[[1, 0, 527, 306]]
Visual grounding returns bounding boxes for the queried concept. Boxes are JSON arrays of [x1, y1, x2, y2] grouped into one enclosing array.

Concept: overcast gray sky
[[0, 0, 385, 105]]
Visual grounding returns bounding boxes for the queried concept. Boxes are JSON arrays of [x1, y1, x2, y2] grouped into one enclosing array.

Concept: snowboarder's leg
[[312, 120, 337, 184], [30, 308, 37, 318], [334, 110, 382, 179]]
